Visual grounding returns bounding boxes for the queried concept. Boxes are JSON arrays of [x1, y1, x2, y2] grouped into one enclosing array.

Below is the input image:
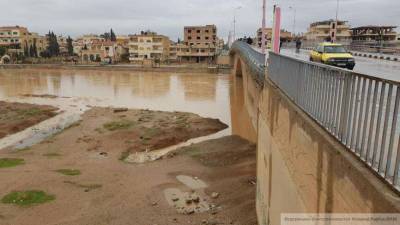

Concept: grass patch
[[0, 158, 25, 168], [181, 146, 202, 156], [56, 169, 81, 176], [17, 108, 43, 117], [15, 147, 31, 152], [1, 190, 55, 206], [103, 120, 135, 131], [64, 181, 102, 192], [94, 128, 104, 134], [119, 150, 130, 161], [143, 127, 161, 139], [43, 153, 62, 158]]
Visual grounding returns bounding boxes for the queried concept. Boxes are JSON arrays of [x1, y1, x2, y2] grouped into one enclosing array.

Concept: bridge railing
[[230, 41, 266, 85], [268, 52, 400, 191]]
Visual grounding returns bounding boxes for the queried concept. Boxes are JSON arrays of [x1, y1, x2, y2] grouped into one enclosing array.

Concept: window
[[188, 29, 192, 33], [188, 36, 192, 40], [205, 30, 209, 33], [205, 37, 209, 40], [197, 30, 200, 33], [197, 37, 201, 40]]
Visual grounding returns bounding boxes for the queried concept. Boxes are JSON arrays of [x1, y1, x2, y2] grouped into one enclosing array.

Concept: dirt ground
[[0, 107, 257, 225], [0, 101, 58, 139]]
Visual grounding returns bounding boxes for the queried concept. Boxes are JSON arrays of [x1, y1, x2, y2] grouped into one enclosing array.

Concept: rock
[[151, 201, 158, 206], [113, 108, 128, 113], [192, 195, 200, 203], [211, 192, 219, 199], [172, 197, 179, 202], [184, 208, 195, 215]]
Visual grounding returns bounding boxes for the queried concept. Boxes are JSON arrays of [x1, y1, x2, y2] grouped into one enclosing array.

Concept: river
[[0, 68, 257, 144]]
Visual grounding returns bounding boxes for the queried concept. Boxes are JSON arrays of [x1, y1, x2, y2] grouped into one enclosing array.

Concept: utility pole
[[233, 6, 242, 41], [261, 0, 266, 54], [289, 6, 296, 38], [333, 0, 340, 42]]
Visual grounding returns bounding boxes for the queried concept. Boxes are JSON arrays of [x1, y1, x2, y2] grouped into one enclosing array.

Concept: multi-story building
[[0, 26, 48, 57], [128, 31, 170, 63], [80, 40, 119, 63], [181, 25, 219, 63], [305, 20, 352, 43], [256, 28, 292, 48], [27, 32, 47, 56], [0, 26, 30, 55], [350, 26, 397, 45]]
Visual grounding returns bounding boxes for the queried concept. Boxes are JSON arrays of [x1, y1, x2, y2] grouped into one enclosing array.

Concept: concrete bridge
[[229, 41, 400, 225]]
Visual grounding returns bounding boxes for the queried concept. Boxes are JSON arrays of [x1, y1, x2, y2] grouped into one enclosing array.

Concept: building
[[27, 32, 47, 56], [0, 26, 30, 55], [305, 20, 351, 43], [181, 25, 219, 63], [128, 31, 169, 63], [0, 26, 49, 57], [350, 26, 398, 45], [256, 28, 292, 48], [128, 31, 170, 63], [80, 40, 119, 63]]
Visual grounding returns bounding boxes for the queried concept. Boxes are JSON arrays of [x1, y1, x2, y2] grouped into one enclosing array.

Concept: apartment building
[[305, 20, 351, 43], [182, 25, 218, 63], [256, 28, 292, 48], [128, 31, 170, 63], [80, 40, 119, 63], [351, 26, 398, 44], [0, 26, 30, 54], [28, 32, 47, 56], [0, 26, 48, 57]]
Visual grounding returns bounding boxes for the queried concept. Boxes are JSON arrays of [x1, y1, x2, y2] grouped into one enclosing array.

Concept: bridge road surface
[[280, 48, 400, 81]]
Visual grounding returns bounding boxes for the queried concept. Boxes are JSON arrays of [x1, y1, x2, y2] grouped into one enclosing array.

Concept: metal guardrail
[[230, 41, 266, 86], [268, 52, 400, 191]]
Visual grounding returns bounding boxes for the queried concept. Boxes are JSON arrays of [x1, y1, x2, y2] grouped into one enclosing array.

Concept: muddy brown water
[[0, 68, 256, 143]]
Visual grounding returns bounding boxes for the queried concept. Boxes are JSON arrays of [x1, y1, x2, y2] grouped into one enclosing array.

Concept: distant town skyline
[[1, 0, 399, 40]]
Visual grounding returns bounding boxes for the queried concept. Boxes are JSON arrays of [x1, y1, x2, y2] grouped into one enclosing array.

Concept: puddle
[[124, 129, 228, 164], [176, 175, 208, 190], [164, 188, 210, 214]]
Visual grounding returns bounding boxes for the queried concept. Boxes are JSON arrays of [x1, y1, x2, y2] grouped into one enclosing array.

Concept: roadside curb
[[350, 52, 399, 62]]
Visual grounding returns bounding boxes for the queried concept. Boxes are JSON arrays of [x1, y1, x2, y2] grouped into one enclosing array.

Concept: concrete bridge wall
[[231, 52, 400, 225]]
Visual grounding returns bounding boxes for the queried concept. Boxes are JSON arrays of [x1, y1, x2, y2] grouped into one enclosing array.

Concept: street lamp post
[[289, 6, 296, 38], [334, 0, 340, 42], [233, 6, 242, 41], [261, 0, 266, 54]]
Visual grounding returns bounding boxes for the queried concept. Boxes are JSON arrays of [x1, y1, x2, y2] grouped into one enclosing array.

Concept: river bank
[[0, 106, 256, 225]]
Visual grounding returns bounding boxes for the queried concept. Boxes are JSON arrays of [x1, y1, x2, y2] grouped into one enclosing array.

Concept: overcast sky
[[1, 0, 399, 41]]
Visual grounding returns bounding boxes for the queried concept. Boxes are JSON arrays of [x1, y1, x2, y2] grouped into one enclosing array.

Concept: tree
[[100, 32, 111, 40], [32, 39, 38, 57], [24, 41, 29, 57], [110, 29, 116, 42], [46, 31, 60, 57], [0, 46, 6, 56], [66, 36, 74, 56], [29, 44, 35, 57]]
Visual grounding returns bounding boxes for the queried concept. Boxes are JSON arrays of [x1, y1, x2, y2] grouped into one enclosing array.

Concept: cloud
[[1, 0, 398, 41]]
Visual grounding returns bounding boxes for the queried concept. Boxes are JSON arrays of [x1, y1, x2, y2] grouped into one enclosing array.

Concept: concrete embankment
[[231, 52, 400, 225]]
